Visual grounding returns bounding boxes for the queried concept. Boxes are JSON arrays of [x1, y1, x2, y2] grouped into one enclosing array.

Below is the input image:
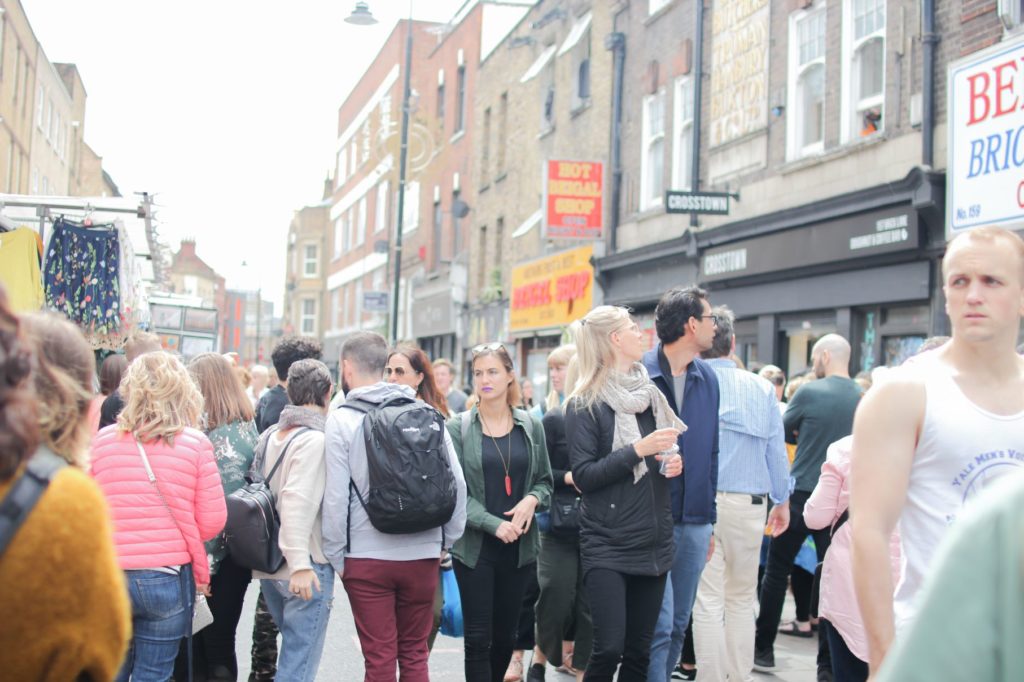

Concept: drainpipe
[[921, 0, 938, 167], [606, 30, 626, 253], [690, 0, 705, 228]]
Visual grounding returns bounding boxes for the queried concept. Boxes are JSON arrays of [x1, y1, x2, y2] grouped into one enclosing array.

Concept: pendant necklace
[[481, 411, 513, 496]]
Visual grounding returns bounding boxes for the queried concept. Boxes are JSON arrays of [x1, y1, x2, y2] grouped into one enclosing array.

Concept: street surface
[[234, 580, 818, 680]]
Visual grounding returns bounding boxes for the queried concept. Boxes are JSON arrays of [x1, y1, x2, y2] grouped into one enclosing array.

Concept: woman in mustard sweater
[[0, 289, 130, 681]]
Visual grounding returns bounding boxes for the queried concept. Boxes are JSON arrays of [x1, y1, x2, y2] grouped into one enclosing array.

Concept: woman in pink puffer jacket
[[91, 351, 227, 682]]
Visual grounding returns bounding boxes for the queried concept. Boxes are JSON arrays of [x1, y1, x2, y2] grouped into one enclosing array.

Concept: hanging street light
[[344, 2, 378, 25]]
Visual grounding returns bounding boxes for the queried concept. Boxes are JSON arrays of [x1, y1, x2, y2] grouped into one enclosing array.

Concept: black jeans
[[174, 554, 252, 681], [755, 490, 832, 672], [821, 619, 868, 682], [454, 539, 533, 682], [514, 564, 540, 651], [583, 568, 666, 682]]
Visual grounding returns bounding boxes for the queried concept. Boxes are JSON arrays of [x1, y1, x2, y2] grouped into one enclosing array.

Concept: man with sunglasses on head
[[643, 286, 722, 682]]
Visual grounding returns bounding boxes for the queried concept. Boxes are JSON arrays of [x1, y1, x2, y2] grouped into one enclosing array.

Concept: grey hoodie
[[321, 381, 468, 575]]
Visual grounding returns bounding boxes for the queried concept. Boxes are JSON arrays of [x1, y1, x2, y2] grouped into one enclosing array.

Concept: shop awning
[[557, 12, 592, 57], [520, 44, 558, 83], [512, 209, 543, 238]]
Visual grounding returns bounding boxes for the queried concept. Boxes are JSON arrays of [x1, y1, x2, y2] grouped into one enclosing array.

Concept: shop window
[[787, 2, 826, 159], [672, 76, 693, 190], [884, 336, 925, 366], [842, 0, 886, 141], [641, 89, 666, 210]]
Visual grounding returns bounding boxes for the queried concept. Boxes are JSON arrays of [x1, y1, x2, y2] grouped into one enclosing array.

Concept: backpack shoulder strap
[[0, 452, 66, 558], [264, 427, 313, 485], [831, 508, 850, 537], [341, 397, 376, 414]]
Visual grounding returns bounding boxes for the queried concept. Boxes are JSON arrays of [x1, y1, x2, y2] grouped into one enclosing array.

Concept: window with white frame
[[332, 288, 342, 329], [342, 211, 351, 254], [641, 89, 666, 209], [354, 280, 363, 325], [649, 0, 671, 15], [572, 29, 591, 110], [787, 3, 826, 158], [336, 147, 347, 188], [541, 61, 556, 132], [455, 65, 466, 133], [301, 298, 317, 335], [361, 119, 371, 165], [672, 77, 694, 191], [356, 195, 367, 246], [379, 94, 391, 134], [402, 181, 420, 233], [347, 207, 356, 251], [375, 180, 389, 233], [35, 85, 43, 128], [303, 244, 318, 277], [349, 143, 357, 177], [333, 217, 343, 259], [843, 0, 885, 141]]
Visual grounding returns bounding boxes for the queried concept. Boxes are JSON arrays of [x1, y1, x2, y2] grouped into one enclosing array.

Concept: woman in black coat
[[564, 305, 684, 682]]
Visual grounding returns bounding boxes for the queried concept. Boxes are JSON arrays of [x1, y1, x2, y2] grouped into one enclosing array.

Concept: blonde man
[[852, 227, 1024, 674]]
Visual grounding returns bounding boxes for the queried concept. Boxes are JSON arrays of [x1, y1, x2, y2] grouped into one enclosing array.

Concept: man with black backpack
[[322, 331, 467, 681]]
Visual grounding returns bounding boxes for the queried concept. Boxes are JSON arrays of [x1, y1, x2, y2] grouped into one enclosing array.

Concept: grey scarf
[[249, 405, 326, 480], [598, 362, 686, 484]]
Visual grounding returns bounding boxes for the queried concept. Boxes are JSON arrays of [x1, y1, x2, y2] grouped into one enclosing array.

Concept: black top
[[480, 426, 529, 517], [255, 385, 289, 434], [565, 399, 675, 577], [542, 407, 574, 494], [98, 390, 124, 430], [785, 375, 862, 492]]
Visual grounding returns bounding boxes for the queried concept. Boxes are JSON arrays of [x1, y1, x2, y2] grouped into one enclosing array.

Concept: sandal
[[778, 619, 814, 638], [504, 654, 524, 682]]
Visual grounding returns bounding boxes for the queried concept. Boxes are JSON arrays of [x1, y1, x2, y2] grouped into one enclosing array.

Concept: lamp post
[[346, 1, 412, 346]]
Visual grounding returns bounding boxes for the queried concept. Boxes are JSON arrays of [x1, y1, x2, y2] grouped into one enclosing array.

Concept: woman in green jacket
[[448, 343, 553, 682], [180, 352, 259, 681]]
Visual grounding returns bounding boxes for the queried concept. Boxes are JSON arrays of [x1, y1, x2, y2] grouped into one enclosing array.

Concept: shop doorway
[[777, 311, 837, 376]]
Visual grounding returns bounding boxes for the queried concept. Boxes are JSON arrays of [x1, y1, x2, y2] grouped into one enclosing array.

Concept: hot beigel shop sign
[[545, 160, 603, 239], [510, 246, 594, 332], [947, 36, 1024, 238]]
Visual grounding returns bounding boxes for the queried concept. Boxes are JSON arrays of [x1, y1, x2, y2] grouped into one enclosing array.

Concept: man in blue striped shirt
[[691, 306, 791, 682]]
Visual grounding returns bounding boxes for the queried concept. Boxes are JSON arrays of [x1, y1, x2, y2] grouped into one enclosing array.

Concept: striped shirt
[[707, 358, 792, 502]]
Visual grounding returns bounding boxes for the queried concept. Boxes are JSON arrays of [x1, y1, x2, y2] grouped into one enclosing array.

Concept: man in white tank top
[[850, 226, 1024, 674]]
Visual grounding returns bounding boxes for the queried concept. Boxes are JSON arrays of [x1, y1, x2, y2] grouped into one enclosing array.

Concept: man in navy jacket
[[643, 286, 721, 682]]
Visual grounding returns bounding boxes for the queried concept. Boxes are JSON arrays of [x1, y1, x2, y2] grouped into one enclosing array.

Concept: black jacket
[[565, 399, 675, 576], [542, 407, 574, 496], [255, 385, 289, 434]]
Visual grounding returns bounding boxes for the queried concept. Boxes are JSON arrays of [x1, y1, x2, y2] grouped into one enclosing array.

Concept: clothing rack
[[0, 196, 150, 245]]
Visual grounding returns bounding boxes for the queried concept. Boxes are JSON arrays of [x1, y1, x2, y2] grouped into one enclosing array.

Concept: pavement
[[234, 579, 819, 681]]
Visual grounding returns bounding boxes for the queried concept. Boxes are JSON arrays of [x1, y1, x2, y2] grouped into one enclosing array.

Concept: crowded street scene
[[1, 0, 1022, 680]]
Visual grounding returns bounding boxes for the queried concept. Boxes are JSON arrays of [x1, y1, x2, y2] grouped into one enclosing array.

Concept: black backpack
[[224, 427, 310, 573], [344, 395, 457, 535]]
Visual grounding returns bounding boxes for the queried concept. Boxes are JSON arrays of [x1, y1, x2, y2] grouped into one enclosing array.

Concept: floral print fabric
[[44, 218, 121, 336], [205, 419, 259, 573]]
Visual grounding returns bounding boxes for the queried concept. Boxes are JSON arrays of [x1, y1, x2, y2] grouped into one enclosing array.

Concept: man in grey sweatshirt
[[322, 331, 467, 681]]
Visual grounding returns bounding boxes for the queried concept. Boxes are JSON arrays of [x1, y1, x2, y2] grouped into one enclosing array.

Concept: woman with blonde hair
[[0, 293, 130, 680], [91, 351, 227, 682], [174, 353, 259, 681], [21, 312, 97, 468], [449, 343, 553, 682], [564, 306, 684, 681]]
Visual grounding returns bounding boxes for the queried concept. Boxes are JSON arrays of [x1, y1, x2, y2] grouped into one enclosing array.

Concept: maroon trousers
[[343, 557, 440, 682]]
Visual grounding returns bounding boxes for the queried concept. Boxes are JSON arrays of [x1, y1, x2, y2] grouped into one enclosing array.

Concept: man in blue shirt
[[692, 306, 791, 682], [643, 286, 721, 682]]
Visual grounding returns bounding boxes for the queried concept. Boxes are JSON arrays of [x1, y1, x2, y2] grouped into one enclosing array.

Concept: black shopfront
[[597, 168, 947, 376]]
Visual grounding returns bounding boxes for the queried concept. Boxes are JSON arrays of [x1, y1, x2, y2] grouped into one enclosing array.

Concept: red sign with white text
[[545, 160, 603, 239]]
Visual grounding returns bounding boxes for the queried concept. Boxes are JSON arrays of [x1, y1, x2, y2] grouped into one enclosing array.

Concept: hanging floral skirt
[[44, 218, 122, 336]]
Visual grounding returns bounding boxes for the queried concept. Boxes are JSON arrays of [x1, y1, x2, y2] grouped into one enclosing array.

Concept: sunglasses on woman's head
[[471, 342, 506, 356]]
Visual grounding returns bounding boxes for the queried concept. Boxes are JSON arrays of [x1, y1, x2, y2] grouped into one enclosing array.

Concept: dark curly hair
[[654, 285, 708, 345], [271, 336, 323, 381], [0, 286, 39, 480]]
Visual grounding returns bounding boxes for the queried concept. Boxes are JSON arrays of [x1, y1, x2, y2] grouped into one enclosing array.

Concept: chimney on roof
[[178, 239, 197, 258]]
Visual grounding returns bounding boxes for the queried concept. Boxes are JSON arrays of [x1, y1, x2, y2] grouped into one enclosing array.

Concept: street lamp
[[345, 1, 413, 346]]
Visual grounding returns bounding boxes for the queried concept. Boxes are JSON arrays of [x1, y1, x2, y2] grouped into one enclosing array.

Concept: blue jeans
[[260, 562, 335, 682], [648, 522, 713, 682], [116, 565, 194, 682]]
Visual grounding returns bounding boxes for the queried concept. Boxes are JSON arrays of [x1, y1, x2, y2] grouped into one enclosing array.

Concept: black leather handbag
[[224, 428, 309, 573]]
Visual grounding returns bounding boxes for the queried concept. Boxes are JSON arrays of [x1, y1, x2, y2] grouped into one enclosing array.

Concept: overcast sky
[[25, 0, 468, 311]]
